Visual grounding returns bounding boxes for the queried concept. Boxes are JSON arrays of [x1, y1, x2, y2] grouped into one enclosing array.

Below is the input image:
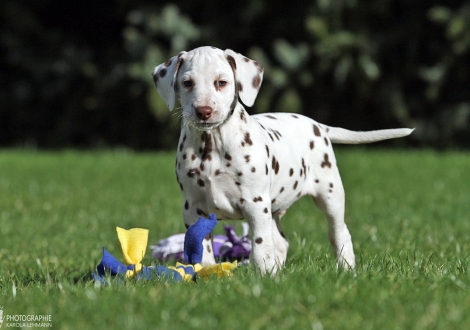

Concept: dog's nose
[[195, 106, 213, 120]]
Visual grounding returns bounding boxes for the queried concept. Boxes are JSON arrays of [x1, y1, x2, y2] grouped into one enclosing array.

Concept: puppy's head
[[152, 46, 264, 130]]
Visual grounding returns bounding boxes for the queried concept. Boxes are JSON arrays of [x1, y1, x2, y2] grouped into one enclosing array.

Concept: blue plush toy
[[94, 214, 237, 283], [184, 213, 217, 264]]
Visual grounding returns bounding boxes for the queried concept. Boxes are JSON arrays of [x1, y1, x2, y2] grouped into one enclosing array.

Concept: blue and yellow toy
[[94, 214, 237, 283]]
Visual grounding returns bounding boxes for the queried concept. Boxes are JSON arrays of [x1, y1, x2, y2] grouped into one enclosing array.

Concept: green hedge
[[1, 0, 469, 149]]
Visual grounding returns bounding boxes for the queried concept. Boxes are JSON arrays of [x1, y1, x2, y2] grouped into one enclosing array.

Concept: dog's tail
[[325, 126, 414, 144]]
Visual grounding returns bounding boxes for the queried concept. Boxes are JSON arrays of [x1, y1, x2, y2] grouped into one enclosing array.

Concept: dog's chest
[[175, 129, 252, 218]]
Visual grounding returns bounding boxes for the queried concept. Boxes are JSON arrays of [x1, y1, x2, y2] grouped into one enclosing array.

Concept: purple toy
[[152, 221, 252, 264]]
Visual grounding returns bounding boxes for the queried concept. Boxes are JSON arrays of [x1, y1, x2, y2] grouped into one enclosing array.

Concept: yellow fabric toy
[[116, 227, 148, 279]]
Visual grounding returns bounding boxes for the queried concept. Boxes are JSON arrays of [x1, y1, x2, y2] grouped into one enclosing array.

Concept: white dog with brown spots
[[152, 46, 413, 275]]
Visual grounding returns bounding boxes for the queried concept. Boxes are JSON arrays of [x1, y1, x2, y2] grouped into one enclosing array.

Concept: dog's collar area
[[191, 122, 220, 130], [214, 90, 238, 128]]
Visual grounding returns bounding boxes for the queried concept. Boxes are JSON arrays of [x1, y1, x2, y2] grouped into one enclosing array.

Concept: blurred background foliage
[[1, 0, 469, 150]]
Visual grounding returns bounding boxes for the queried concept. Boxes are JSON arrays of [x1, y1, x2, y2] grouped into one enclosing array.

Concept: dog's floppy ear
[[152, 51, 186, 110], [224, 49, 264, 107]]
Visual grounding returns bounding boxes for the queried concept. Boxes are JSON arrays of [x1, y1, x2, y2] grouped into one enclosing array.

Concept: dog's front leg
[[243, 201, 278, 275], [201, 233, 216, 266]]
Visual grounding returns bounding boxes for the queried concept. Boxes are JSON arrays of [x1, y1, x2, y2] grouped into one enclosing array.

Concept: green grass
[[1, 149, 469, 329]]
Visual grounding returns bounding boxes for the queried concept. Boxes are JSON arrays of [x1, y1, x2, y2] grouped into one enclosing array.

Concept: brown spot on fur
[[244, 155, 251, 163], [187, 168, 200, 177], [205, 233, 212, 241], [292, 114, 299, 118], [235, 181, 241, 186], [239, 198, 245, 204], [324, 137, 329, 146], [215, 169, 221, 176], [197, 209, 208, 216], [280, 187, 285, 193], [271, 199, 276, 204], [191, 154, 196, 161], [272, 157, 280, 174], [315, 179, 320, 183], [289, 168, 294, 176], [253, 75, 262, 89], [243, 132, 253, 146], [264, 208, 268, 213], [201, 132, 213, 161], [237, 81, 243, 93], [184, 201, 189, 209], [293, 181, 298, 189], [265, 145, 270, 157], [330, 183, 334, 188], [207, 245, 212, 253], [321, 154, 332, 168], [255, 237, 263, 244], [266, 164, 269, 175], [226, 55, 236, 71], [310, 141, 314, 150], [197, 179, 205, 187], [314, 124, 321, 137], [240, 109, 247, 123], [254, 61, 264, 73], [253, 196, 263, 202], [225, 153, 232, 161], [266, 115, 277, 120], [251, 167, 256, 173], [270, 129, 280, 141]]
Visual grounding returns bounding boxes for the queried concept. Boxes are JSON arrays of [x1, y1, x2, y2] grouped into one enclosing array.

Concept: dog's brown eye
[[183, 80, 193, 88], [218, 80, 227, 87]]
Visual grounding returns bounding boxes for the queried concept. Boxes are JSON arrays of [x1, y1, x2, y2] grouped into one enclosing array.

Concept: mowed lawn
[[0, 149, 469, 329]]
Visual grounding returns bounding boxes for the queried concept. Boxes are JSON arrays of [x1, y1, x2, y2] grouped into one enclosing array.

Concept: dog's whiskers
[[172, 107, 183, 119]]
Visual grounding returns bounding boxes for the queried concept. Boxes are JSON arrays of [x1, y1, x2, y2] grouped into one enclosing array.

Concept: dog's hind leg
[[312, 173, 356, 269], [272, 211, 289, 267]]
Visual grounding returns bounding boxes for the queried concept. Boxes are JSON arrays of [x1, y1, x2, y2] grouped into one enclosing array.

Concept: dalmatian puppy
[[152, 46, 413, 275]]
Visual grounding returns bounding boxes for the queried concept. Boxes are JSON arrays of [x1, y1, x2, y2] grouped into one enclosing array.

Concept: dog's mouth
[[190, 120, 222, 131]]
